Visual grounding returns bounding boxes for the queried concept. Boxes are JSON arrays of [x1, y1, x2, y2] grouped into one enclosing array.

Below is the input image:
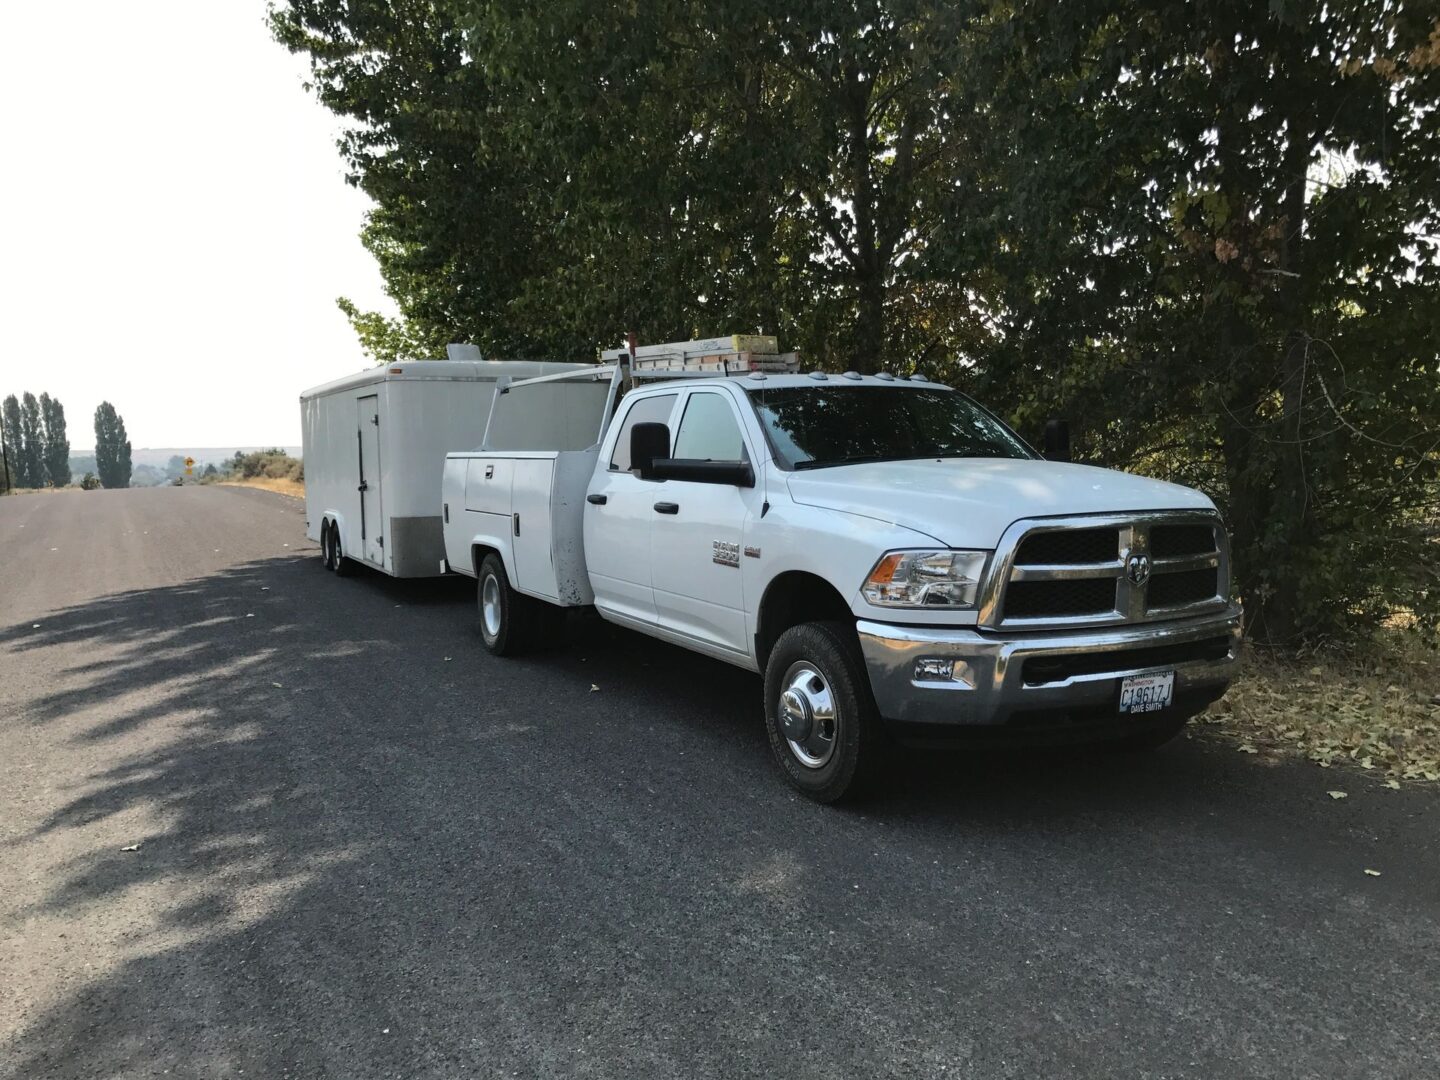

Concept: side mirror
[[630, 422, 670, 479], [1043, 419, 1071, 463], [650, 459, 755, 487]]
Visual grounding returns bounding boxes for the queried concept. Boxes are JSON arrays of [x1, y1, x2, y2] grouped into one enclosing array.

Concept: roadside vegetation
[[1, 391, 71, 492], [210, 448, 304, 498]]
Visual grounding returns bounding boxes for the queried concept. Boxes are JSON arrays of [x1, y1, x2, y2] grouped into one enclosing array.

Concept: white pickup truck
[[441, 354, 1241, 802]]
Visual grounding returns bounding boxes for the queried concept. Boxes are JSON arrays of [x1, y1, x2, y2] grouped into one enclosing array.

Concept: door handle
[[653, 502, 679, 515], [586, 493, 607, 505], [357, 481, 368, 492]]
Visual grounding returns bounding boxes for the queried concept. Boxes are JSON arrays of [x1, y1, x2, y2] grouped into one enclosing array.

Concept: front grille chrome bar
[[977, 511, 1230, 631]]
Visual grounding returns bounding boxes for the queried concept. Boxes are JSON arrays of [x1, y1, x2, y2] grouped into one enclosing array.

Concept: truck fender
[[465, 530, 517, 581]]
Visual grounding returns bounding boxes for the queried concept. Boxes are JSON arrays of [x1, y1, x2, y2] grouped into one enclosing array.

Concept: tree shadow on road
[[3, 556, 1435, 1078]]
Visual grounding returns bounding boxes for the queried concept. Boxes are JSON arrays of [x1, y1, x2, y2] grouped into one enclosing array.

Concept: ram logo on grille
[[1126, 553, 1151, 586]]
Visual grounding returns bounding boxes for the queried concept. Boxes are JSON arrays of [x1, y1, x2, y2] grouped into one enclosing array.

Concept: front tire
[[477, 553, 534, 656], [763, 621, 884, 803]]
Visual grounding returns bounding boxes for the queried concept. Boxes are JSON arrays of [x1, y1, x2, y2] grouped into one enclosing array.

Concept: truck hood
[[783, 458, 1214, 547]]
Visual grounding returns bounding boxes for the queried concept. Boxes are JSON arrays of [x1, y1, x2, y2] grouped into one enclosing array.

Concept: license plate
[[1119, 672, 1175, 715]]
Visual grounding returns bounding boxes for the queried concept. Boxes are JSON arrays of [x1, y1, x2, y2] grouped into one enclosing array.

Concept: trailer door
[[357, 395, 384, 565]]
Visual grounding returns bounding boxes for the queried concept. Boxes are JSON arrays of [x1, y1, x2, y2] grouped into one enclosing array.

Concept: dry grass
[[1202, 634, 1440, 786], [220, 477, 305, 499]]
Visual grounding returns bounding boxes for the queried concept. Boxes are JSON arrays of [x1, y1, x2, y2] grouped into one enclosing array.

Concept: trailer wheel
[[763, 621, 884, 803], [477, 553, 532, 656], [320, 526, 334, 570], [330, 522, 353, 577]]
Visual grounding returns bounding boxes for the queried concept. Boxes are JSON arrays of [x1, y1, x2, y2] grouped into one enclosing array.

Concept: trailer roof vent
[[808, 370, 829, 380]]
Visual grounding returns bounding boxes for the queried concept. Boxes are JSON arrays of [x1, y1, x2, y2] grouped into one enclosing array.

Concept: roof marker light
[[808, 371, 829, 381], [842, 370, 862, 380], [875, 372, 895, 381]]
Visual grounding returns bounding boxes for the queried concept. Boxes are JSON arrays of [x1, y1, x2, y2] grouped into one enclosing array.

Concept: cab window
[[608, 393, 677, 472], [673, 393, 747, 462]]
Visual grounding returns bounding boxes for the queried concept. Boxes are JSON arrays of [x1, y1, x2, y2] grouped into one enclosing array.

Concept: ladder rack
[[601, 334, 800, 376]]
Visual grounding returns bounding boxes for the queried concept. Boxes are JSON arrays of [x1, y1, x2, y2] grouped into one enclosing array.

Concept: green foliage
[[271, 0, 1440, 642], [80, 472, 101, 491], [202, 462, 218, 478], [1, 395, 22, 492], [39, 393, 70, 487], [93, 402, 133, 489], [226, 449, 304, 483], [18, 393, 44, 488]]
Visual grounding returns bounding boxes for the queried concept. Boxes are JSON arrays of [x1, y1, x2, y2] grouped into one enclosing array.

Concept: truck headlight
[[862, 550, 988, 608]]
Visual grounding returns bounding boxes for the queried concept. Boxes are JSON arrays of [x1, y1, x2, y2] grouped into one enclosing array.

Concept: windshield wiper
[[793, 455, 896, 470]]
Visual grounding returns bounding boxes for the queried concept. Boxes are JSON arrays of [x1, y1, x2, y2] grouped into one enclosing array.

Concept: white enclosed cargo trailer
[[300, 359, 587, 577]]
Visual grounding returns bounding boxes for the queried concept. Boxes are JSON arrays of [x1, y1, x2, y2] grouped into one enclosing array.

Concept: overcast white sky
[[0, 1, 395, 450]]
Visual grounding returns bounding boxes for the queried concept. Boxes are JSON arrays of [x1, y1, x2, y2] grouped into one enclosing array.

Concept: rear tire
[[320, 526, 334, 570], [477, 553, 534, 656], [763, 621, 885, 803]]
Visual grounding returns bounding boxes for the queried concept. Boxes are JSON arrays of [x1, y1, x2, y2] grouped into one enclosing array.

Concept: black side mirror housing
[[649, 459, 755, 487], [1043, 419, 1071, 463], [630, 422, 670, 479]]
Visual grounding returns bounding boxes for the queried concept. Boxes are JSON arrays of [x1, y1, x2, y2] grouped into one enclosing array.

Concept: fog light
[[913, 657, 975, 688], [915, 658, 957, 681]]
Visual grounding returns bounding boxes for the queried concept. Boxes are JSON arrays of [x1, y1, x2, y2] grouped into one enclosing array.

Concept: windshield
[[746, 384, 1036, 470]]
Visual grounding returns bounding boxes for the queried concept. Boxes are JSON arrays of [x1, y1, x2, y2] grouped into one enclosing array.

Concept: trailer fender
[[321, 511, 349, 556]]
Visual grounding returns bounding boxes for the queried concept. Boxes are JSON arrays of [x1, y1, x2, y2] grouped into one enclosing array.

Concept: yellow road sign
[[184, 456, 195, 467]]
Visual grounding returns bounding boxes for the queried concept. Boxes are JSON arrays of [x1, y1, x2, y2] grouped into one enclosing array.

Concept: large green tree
[[18, 393, 44, 489], [93, 402, 133, 489], [1, 395, 23, 492], [39, 393, 71, 488], [935, 0, 1440, 639]]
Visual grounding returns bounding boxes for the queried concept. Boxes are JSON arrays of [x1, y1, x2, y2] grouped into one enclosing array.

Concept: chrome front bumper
[[856, 607, 1242, 729]]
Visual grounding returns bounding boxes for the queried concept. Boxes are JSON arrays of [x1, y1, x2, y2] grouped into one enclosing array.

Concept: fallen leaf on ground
[[1238, 744, 1258, 754], [591, 684, 601, 692], [271, 682, 283, 688], [1363, 869, 1382, 877], [1327, 790, 1348, 799], [120, 844, 141, 852]]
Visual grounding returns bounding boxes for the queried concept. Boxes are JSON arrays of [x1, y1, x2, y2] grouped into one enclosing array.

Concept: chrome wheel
[[777, 661, 838, 768], [481, 572, 503, 639]]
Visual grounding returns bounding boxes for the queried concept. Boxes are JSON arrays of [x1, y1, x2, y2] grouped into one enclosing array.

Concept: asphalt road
[[1, 485, 1436, 1079]]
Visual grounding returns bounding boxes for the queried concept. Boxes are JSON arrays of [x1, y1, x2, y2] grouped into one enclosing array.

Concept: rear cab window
[[608, 393, 677, 472]]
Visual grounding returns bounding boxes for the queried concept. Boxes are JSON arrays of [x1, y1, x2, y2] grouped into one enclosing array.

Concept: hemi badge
[[743, 546, 761, 559]]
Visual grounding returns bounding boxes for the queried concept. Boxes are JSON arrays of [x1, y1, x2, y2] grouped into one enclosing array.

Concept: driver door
[[648, 390, 763, 658]]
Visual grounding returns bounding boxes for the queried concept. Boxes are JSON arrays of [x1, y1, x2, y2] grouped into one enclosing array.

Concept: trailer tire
[[320, 526, 334, 571], [477, 553, 533, 656], [330, 523, 353, 577], [763, 621, 884, 803]]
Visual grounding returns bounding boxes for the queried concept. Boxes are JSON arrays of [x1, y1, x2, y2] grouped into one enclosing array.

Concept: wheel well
[[471, 543, 499, 576], [755, 571, 854, 668]]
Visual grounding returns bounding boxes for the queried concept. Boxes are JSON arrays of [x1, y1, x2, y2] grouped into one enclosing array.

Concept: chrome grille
[[1013, 527, 1118, 566], [981, 512, 1228, 630]]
